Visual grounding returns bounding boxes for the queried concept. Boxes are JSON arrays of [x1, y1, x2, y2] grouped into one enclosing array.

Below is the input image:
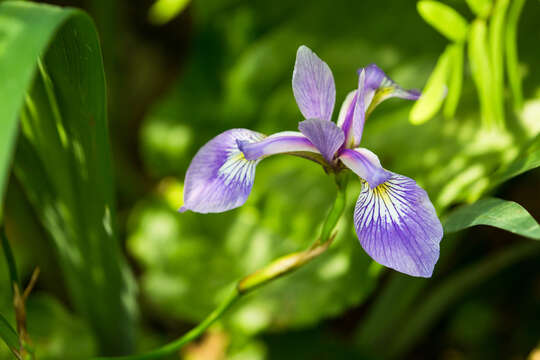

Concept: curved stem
[[93, 175, 348, 360], [94, 289, 239, 360]]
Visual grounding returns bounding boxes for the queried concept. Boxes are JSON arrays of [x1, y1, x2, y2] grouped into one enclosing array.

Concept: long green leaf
[[443, 42, 464, 118], [0, 2, 137, 355], [444, 197, 540, 240], [0, 228, 19, 296], [505, 0, 526, 113], [468, 19, 496, 127], [409, 45, 452, 124], [0, 313, 19, 356], [489, 0, 510, 126], [417, 1, 468, 42], [0, 2, 69, 206]]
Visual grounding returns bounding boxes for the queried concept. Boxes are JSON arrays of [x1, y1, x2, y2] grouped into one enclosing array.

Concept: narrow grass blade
[[505, 0, 526, 113]]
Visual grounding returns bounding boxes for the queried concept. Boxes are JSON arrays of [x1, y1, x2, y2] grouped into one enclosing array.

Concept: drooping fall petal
[[353, 173, 443, 277], [181, 129, 265, 213]]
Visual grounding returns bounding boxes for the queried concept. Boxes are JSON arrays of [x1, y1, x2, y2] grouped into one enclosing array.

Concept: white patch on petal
[[354, 174, 443, 277], [217, 132, 264, 187]]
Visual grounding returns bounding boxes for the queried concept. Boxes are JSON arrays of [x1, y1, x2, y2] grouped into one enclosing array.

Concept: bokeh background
[[1, 0, 540, 359]]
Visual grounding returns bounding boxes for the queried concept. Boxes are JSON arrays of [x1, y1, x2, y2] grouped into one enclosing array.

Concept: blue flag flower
[[180, 45, 443, 278]]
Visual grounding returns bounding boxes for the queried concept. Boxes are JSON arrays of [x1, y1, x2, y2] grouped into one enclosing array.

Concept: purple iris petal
[[344, 64, 420, 147], [337, 91, 358, 148], [292, 45, 336, 122], [237, 131, 319, 161], [337, 90, 357, 128], [353, 173, 443, 277], [298, 119, 345, 163], [360, 64, 421, 107], [339, 148, 391, 188], [181, 129, 264, 213]]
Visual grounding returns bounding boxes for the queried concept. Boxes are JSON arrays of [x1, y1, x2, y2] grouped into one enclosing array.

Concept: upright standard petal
[[353, 173, 443, 277], [344, 64, 421, 147], [181, 129, 264, 214], [237, 131, 319, 161], [337, 90, 357, 128], [298, 119, 344, 163], [339, 148, 391, 188], [360, 64, 421, 115], [292, 45, 336, 122]]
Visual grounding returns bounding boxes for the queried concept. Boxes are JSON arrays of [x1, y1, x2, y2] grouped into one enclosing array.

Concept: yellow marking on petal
[[366, 86, 395, 117], [373, 182, 392, 204]]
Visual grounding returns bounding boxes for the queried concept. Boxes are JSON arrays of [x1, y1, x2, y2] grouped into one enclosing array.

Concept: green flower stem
[[93, 174, 348, 360]]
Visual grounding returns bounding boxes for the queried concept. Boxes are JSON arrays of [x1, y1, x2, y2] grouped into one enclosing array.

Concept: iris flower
[[180, 46, 443, 277]]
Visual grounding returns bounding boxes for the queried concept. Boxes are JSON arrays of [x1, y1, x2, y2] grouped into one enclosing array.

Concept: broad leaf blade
[[0, 2, 137, 355], [444, 198, 540, 240], [0, 2, 71, 207]]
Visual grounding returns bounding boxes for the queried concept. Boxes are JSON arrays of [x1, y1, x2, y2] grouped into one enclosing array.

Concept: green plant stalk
[[505, 0, 526, 113], [489, 0, 510, 128], [93, 175, 348, 360], [1, 227, 20, 295]]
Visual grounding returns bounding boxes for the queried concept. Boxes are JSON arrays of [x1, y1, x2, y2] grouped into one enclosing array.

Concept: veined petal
[[347, 64, 420, 147], [181, 129, 264, 213], [292, 45, 336, 122], [237, 131, 319, 161], [339, 148, 391, 188], [298, 119, 344, 162], [354, 173, 443, 277], [361, 64, 421, 112], [337, 90, 357, 128]]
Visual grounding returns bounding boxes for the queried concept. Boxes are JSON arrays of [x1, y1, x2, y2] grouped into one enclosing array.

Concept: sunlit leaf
[[409, 45, 451, 124], [148, 0, 191, 25], [443, 43, 464, 118], [505, 0, 526, 113], [465, 0, 493, 18], [490, 133, 540, 187], [444, 197, 540, 240], [0, 2, 137, 355], [489, 0, 510, 125], [468, 19, 497, 127], [417, 1, 469, 42]]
